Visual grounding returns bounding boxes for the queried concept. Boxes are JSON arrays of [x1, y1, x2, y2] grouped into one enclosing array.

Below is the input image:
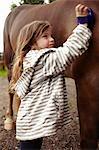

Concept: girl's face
[[35, 27, 55, 50]]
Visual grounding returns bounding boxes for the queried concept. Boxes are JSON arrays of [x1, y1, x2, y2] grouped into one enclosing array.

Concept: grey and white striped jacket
[[15, 24, 92, 141]]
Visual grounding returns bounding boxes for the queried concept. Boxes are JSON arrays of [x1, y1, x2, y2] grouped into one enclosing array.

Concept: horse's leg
[[3, 18, 16, 130], [4, 93, 14, 130], [75, 79, 98, 150], [4, 86, 21, 130], [4, 68, 15, 130], [4, 60, 20, 130]]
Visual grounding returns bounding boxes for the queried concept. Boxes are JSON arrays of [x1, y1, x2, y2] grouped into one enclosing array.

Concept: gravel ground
[[0, 77, 80, 150]]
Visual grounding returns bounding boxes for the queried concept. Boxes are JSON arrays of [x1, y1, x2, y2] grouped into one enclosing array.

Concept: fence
[[0, 52, 5, 70]]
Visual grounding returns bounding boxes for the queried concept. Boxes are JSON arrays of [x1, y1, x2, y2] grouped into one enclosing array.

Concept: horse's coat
[[3, 0, 99, 149]]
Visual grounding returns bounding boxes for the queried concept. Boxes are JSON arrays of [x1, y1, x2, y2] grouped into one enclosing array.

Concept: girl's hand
[[75, 4, 88, 17], [75, 4, 95, 30]]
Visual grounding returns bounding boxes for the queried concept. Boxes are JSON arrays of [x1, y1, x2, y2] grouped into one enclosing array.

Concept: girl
[[10, 4, 94, 150]]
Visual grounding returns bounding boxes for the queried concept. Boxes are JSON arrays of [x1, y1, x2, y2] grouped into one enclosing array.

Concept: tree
[[10, 0, 55, 10], [20, 0, 43, 4], [20, 0, 55, 4], [10, 3, 17, 10]]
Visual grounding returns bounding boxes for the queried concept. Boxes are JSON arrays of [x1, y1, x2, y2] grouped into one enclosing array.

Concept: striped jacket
[[15, 24, 92, 140]]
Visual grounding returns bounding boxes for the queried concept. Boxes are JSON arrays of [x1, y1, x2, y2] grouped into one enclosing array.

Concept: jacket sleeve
[[43, 24, 92, 76]]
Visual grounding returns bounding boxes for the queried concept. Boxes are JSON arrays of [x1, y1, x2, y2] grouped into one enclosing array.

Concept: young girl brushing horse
[[9, 4, 94, 150]]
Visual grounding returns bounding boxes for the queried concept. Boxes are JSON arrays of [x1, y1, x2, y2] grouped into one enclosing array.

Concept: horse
[[3, 0, 99, 149]]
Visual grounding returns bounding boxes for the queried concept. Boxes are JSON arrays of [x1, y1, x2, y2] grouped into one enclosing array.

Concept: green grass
[[0, 69, 7, 77]]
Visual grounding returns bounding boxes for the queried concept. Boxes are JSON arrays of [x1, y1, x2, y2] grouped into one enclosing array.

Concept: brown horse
[[3, 0, 99, 149]]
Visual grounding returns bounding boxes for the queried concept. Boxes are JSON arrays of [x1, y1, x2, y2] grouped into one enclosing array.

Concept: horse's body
[[3, 0, 99, 149]]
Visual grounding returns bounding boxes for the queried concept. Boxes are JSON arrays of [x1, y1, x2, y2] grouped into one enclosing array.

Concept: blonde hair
[[10, 20, 51, 91]]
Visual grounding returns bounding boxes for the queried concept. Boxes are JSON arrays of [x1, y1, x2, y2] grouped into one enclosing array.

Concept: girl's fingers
[[75, 4, 88, 17], [83, 7, 88, 15], [75, 4, 82, 12], [78, 5, 85, 13]]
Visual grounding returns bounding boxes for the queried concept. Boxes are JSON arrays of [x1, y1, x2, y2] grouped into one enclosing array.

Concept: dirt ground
[[0, 77, 80, 150]]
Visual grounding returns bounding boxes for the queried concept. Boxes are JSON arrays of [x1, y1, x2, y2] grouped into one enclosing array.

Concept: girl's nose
[[50, 36, 54, 42]]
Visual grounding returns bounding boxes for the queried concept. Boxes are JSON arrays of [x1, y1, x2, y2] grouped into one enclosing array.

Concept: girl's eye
[[42, 34, 48, 38]]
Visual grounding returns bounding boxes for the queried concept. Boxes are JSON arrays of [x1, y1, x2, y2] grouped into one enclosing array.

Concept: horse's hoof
[[4, 117, 14, 130]]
